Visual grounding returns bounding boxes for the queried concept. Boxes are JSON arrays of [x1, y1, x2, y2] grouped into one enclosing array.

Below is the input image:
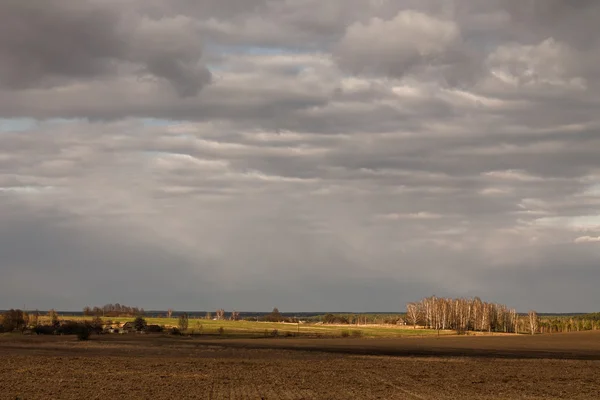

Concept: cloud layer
[[1, 0, 599, 312]]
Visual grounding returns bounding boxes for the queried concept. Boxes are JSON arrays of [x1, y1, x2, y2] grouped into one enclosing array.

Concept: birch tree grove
[[528, 310, 539, 335], [406, 296, 518, 333]]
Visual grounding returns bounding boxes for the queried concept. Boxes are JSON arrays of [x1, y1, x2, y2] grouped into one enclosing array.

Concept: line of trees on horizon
[[6, 301, 600, 337], [83, 303, 144, 317]]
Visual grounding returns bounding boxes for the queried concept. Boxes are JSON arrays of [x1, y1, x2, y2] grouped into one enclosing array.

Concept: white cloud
[[575, 236, 600, 244], [381, 212, 444, 220]]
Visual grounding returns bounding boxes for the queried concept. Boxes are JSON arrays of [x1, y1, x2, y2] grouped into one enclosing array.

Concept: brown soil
[[1, 332, 600, 399]]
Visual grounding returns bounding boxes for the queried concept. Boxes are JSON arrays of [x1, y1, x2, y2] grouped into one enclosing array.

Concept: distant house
[[122, 322, 136, 332]]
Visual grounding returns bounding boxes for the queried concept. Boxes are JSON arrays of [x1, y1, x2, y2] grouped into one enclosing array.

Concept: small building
[[121, 322, 136, 332]]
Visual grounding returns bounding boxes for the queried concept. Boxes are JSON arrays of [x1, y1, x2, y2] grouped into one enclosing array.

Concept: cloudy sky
[[1, 0, 599, 313]]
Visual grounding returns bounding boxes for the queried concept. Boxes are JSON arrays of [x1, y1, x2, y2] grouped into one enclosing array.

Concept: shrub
[[218, 326, 225, 335], [33, 325, 55, 335], [145, 324, 164, 333], [323, 313, 349, 324], [270, 329, 278, 337], [1, 309, 26, 332], [169, 327, 181, 335], [57, 321, 83, 335], [178, 313, 189, 331], [340, 330, 350, 338], [76, 324, 92, 341], [351, 330, 363, 338], [133, 316, 147, 332], [91, 317, 103, 334]]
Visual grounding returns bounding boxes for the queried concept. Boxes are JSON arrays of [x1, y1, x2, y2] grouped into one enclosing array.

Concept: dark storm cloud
[[0, 0, 211, 96], [0, 1, 599, 312]]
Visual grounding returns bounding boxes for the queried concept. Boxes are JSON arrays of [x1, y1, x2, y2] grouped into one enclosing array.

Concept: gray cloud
[[0, 0, 599, 312], [0, 0, 211, 96], [334, 10, 482, 86]]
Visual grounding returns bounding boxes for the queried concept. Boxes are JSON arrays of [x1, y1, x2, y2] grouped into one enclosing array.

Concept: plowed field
[[2, 332, 600, 399]]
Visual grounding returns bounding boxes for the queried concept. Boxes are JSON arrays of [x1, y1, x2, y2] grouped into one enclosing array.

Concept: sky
[[1, 0, 599, 313]]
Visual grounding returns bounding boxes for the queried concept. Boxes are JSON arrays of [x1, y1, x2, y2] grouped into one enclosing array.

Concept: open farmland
[[38, 315, 451, 338], [2, 331, 600, 399]]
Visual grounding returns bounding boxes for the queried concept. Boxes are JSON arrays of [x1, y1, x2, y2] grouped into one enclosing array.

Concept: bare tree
[[178, 313, 189, 331], [31, 310, 39, 327], [48, 309, 59, 328], [216, 309, 225, 320], [205, 311, 212, 320], [167, 308, 173, 319], [528, 310, 539, 335], [231, 310, 240, 321], [406, 303, 421, 329]]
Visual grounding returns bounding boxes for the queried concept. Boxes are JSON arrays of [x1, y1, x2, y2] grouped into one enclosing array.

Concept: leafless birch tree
[[528, 310, 539, 335], [406, 303, 421, 328]]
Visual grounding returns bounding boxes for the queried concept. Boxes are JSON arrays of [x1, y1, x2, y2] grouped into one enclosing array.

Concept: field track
[[2, 331, 600, 399]]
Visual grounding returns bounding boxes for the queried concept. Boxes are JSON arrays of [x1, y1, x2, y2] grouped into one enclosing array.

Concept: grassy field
[[40, 315, 454, 338]]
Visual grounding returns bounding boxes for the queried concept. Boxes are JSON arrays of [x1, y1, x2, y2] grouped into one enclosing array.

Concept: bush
[[57, 321, 83, 335], [54, 321, 94, 338], [1, 309, 26, 332], [169, 327, 181, 335], [33, 325, 55, 335], [76, 324, 92, 341], [91, 317, 103, 334], [218, 327, 225, 335], [351, 330, 363, 338], [145, 324, 164, 333], [323, 313, 349, 324], [133, 316, 147, 332], [340, 330, 350, 338], [270, 329, 278, 337], [178, 313, 189, 331]]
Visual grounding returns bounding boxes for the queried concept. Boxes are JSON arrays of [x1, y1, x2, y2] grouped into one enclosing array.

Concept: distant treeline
[[28, 308, 404, 321], [5, 302, 600, 336], [315, 313, 402, 325], [83, 303, 144, 317], [538, 313, 600, 333]]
